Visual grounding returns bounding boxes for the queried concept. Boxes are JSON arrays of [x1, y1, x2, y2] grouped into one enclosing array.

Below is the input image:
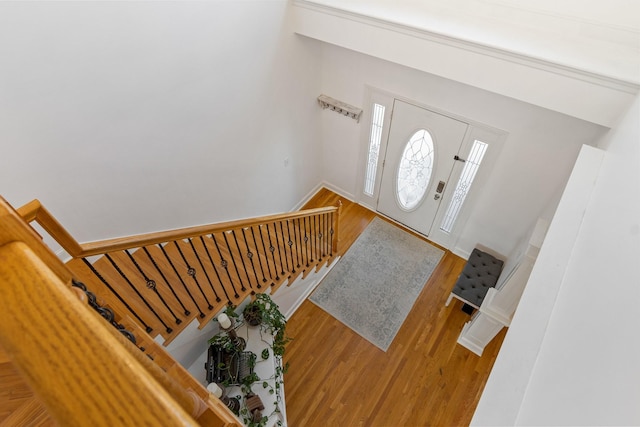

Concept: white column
[[457, 311, 505, 356]]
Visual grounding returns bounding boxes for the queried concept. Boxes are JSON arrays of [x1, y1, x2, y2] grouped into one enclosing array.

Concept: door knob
[[434, 194, 441, 200]]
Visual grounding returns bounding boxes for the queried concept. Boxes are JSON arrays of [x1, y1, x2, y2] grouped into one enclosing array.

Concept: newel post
[[332, 201, 342, 255]]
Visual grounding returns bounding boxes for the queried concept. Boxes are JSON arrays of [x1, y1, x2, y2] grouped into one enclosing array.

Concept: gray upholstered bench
[[446, 247, 504, 310]]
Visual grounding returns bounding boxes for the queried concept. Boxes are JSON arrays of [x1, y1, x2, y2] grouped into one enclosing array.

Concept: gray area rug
[[309, 217, 445, 351]]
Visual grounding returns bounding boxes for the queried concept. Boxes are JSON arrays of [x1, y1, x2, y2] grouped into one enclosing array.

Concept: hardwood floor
[[0, 346, 54, 427], [283, 188, 506, 427]]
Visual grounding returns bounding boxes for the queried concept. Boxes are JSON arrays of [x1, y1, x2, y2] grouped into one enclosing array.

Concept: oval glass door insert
[[396, 129, 435, 210]]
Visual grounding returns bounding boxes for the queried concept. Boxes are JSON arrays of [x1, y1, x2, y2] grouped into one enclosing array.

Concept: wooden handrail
[[119, 317, 240, 426], [0, 241, 240, 426], [19, 200, 339, 258], [16, 199, 84, 255], [0, 241, 202, 427], [1, 196, 73, 284], [1, 196, 245, 425]]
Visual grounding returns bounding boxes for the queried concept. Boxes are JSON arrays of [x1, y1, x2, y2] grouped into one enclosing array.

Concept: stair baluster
[[211, 233, 240, 299], [142, 246, 191, 316], [159, 243, 206, 319], [82, 257, 153, 333], [105, 253, 173, 334], [188, 237, 222, 303], [125, 249, 182, 325], [241, 228, 262, 290], [222, 231, 247, 293], [174, 241, 214, 311]]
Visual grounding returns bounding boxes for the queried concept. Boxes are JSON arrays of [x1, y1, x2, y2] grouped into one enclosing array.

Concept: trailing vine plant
[[243, 293, 292, 360], [241, 293, 291, 427], [209, 295, 291, 427]]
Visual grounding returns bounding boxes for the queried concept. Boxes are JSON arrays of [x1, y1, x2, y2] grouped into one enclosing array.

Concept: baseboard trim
[[291, 181, 356, 212], [451, 247, 472, 260], [319, 182, 355, 202], [290, 182, 325, 211]]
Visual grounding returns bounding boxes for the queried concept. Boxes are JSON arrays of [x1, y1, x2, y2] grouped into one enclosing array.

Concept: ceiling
[[302, 0, 640, 84]]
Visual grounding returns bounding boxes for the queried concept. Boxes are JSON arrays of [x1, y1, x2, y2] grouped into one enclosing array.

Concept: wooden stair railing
[[1, 195, 340, 426], [17, 199, 340, 346], [0, 196, 239, 426]]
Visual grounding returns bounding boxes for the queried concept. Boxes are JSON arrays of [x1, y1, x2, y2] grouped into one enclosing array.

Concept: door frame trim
[[355, 85, 508, 251]]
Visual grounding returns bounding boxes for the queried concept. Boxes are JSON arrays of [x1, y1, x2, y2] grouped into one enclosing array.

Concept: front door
[[377, 100, 468, 236]]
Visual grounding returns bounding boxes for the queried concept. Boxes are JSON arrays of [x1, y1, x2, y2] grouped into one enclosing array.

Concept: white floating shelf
[[317, 94, 362, 122]]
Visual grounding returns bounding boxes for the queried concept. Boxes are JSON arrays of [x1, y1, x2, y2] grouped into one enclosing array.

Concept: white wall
[[516, 94, 640, 425], [0, 1, 322, 251], [473, 95, 640, 426], [316, 42, 607, 256]]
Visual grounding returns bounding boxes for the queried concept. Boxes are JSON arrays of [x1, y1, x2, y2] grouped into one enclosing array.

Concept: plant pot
[[243, 305, 262, 326]]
